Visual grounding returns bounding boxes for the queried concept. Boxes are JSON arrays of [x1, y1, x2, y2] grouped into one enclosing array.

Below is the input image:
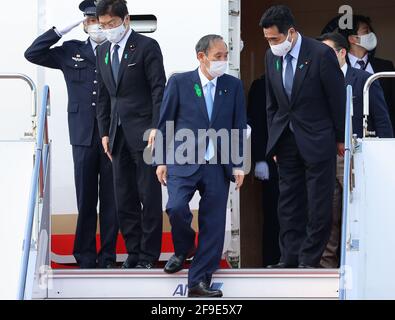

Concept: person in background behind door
[[339, 15, 395, 136], [318, 32, 393, 268], [247, 75, 280, 267], [24, 0, 119, 269]]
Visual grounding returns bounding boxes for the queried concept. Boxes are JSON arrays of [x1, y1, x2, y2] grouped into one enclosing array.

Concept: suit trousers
[[320, 156, 344, 268], [166, 164, 230, 288], [111, 125, 163, 263], [275, 128, 336, 266], [72, 122, 118, 268]]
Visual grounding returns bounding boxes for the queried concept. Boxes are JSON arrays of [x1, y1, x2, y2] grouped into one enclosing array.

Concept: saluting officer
[[24, 0, 119, 269]]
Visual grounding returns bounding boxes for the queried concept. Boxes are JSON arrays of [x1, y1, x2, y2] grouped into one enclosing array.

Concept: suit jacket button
[[92, 103, 96, 106], [93, 91, 97, 95], [94, 80, 98, 84]]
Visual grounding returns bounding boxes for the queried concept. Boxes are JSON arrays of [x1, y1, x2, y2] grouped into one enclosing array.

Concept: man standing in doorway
[[261, 5, 346, 268], [96, 0, 166, 269]]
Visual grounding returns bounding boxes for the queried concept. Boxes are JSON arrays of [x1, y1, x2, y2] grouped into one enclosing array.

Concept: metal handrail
[[17, 85, 50, 300], [363, 72, 395, 138], [0, 73, 37, 117], [339, 85, 353, 300]]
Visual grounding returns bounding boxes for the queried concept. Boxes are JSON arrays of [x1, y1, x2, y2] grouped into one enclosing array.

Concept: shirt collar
[[284, 32, 302, 60], [348, 52, 368, 67], [111, 28, 133, 52], [89, 38, 98, 53], [341, 63, 348, 77], [198, 66, 218, 88]]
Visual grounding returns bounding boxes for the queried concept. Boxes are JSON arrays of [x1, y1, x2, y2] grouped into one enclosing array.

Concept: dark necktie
[[357, 60, 366, 70], [284, 53, 294, 100], [112, 44, 120, 82]]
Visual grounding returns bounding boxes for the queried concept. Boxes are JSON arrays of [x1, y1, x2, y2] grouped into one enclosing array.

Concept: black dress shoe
[[164, 254, 186, 274], [121, 255, 138, 269], [266, 262, 297, 269], [79, 263, 97, 269], [164, 248, 196, 274], [98, 262, 117, 269], [188, 282, 223, 298], [298, 263, 317, 269], [136, 261, 156, 269]]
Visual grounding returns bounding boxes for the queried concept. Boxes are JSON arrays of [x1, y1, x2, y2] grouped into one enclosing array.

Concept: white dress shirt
[[341, 63, 348, 78], [282, 32, 302, 87], [90, 39, 98, 56], [110, 27, 133, 62], [348, 52, 374, 74]]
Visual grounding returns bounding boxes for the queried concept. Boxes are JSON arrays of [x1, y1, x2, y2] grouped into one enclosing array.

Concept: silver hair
[[195, 34, 224, 55]]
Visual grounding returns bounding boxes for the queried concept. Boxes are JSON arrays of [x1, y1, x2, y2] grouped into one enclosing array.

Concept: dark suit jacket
[[25, 28, 98, 146], [247, 76, 268, 163], [370, 57, 395, 135], [156, 69, 247, 181], [345, 66, 393, 138], [96, 30, 166, 152], [265, 36, 346, 163]]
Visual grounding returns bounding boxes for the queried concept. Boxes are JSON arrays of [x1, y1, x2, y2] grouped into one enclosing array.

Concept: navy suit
[[345, 66, 393, 138], [25, 28, 118, 268], [265, 36, 346, 266], [96, 30, 166, 264], [157, 69, 247, 287]]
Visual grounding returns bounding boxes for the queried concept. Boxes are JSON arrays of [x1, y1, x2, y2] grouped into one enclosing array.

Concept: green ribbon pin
[[194, 84, 202, 97], [275, 59, 281, 72], [105, 52, 109, 65]]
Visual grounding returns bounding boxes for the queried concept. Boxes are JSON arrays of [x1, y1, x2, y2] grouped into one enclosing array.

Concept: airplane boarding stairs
[[7, 73, 395, 300]]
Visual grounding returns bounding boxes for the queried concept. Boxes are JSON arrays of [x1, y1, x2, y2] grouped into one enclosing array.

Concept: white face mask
[[87, 24, 106, 44], [356, 32, 377, 51], [103, 19, 127, 44], [270, 31, 294, 57], [207, 60, 228, 78]]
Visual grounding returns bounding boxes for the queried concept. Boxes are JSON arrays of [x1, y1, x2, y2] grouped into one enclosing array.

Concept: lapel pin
[[219, 90, 223, 96], [299, 61, 310, 70], [130, 44, 136, 51], [194, 84, 202, 98], [105, 52, 109, 65], [124, 53, 128, 59], [275, 59, 281, 72]]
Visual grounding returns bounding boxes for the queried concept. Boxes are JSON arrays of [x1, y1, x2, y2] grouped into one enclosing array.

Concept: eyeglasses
[[99, 18, 124, 30]]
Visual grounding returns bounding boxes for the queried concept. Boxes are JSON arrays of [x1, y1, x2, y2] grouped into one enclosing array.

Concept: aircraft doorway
[[239, 0, 395, 267]]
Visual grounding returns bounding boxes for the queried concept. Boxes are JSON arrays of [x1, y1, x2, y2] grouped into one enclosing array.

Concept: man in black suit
[[247, 75, 280, 267], [25, 0, 118, 269], [260, 5, 346, 268], [96, 0, 166, 269], [340, 15, 395, 136], [318, 32, 393, 268]]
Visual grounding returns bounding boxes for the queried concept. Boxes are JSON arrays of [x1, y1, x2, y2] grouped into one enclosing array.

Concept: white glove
[[56, 19, 85, 36], [246, 124, 252, 139], [255, 161, 270, 181]]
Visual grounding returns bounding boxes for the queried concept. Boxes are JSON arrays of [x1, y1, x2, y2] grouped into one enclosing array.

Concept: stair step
[[45, 269, 339, 299]]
